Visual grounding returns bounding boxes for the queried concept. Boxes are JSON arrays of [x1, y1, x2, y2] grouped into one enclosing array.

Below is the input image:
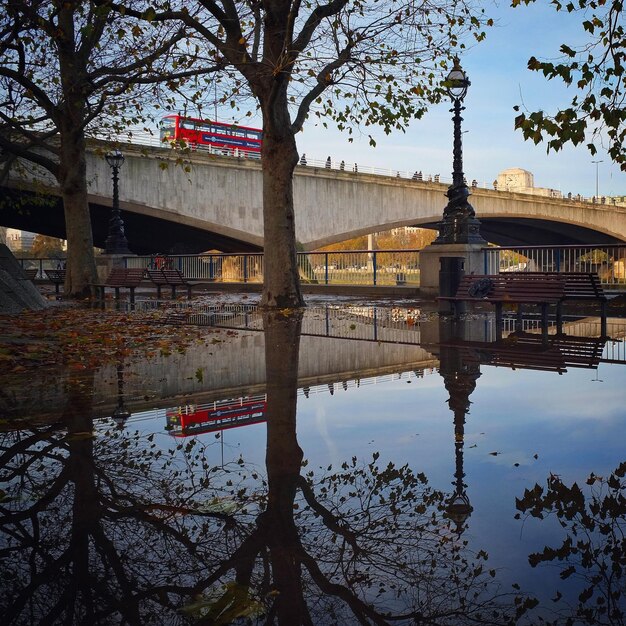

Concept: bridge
[[3, 141, 626, 254]]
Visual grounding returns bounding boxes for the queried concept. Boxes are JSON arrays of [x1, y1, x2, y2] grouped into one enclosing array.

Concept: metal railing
[[16, 257, 66, 279], [159, 303, 424, 344], [483, 244, 626, 290], [17, 245, 626, 292], [125, 249, 422, 287], [100, 129, 626, 204]]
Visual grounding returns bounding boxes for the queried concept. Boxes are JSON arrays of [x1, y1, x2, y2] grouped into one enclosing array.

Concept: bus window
[[159, 117, 176, 141]]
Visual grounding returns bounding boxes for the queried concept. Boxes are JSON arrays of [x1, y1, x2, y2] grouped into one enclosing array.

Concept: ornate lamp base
[[434, 214, 486, 245]]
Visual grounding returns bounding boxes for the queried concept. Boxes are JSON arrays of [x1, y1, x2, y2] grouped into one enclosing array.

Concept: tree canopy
[[1, 0, 492, 303], [0, 0, 201, 295], [513, 0, 626, 171], [111, 0, 492, 307]]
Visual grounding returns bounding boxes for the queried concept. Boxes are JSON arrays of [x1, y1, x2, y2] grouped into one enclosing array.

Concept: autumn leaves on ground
[[0, 301, 230, 376]]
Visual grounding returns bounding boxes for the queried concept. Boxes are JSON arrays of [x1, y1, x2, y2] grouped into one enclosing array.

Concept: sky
[[292, 1, 626, 198]]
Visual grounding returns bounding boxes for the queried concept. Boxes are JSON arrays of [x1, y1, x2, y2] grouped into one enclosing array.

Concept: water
[[1, 298, 625, 625]]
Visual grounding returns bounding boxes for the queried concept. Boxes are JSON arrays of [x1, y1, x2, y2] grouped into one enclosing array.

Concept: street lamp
[[438, 325, 479, 535], [104, 150, 131, 254], [434, 58, 485, 245], [112, 362, 131, 429], [592, 159, 603, 200]]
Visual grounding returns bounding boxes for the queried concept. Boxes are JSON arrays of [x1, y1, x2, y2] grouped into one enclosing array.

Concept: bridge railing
[[483, 244, 626, 289], [106, 130, 626, 204], [299, 250, 420, 285], [125, 250, 422, 286]]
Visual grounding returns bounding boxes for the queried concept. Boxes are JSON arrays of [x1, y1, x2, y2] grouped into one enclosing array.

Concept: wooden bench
[[521, 271, 607, 314], [439, 273, 566, 330], [147, 268, 195, 299], [22, 268, 38, 281], [44, 269, 66, 294], [440, 271, 608, 336], [93, 268, 146, 304], [506, 271, 608, 335], [145, 269, 170, 298]]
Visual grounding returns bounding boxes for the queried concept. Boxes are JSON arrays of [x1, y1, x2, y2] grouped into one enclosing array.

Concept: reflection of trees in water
[[177, 310, 525, 624], [516, 463, 626, 625], [0, 370, 242, 624], [0, 319, 532, 625], [0, 430, 524, 625]]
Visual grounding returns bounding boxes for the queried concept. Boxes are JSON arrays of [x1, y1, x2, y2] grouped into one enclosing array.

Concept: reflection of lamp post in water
[[438, 322, 481, 534], [112, 362, 130, 429], [445, 389, 474, 534]]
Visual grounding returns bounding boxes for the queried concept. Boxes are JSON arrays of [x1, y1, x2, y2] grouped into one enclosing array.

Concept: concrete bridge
[[3, 141, 626, 254]]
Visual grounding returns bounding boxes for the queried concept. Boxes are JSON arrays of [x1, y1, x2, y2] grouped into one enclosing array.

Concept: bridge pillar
[[418, 243, 484, 298]]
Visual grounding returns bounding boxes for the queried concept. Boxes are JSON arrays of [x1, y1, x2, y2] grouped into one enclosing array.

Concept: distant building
[[4, 229, 67, 254], [390, 226, 424, 235], [497, 168, 561, 198], [5, 229, 36, 252]]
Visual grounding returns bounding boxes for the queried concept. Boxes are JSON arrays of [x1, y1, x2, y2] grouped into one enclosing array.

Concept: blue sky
[[295, 1, 626, 198]]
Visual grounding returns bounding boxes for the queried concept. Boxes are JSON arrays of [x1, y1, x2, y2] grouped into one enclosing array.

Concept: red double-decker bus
[[166, 396, 267, 437], [159, 115, 263, 158]]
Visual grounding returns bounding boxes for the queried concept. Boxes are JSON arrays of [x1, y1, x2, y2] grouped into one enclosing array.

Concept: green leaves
[[516, 464, 626, 621], [515, 0, 626, 169], [180, 582, 264, 622]]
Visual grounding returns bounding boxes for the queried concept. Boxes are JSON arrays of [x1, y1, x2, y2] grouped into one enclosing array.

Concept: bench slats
[[44, 269, 66, 294], [439, 274, 565, 305], [93, 268, 146, 304], [520, 272, 606, 300], [440, 272, 606, 305], [146, 268, 193, 298], [22, 268, 38, 280], [438, 271, 608, 336], [444, 332, 606, 374]]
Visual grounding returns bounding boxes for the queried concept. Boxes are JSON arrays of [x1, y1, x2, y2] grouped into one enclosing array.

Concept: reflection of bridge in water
[[161, 366, 434, 437], [2, 304, 624, 425], [124, 305, 626, 435], [162, 302, 626, 352]]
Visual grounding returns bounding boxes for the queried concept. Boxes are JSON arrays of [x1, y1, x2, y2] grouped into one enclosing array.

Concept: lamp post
[[112, 362, 130, 429], [592, 159, 603, 200], [434, 59, 485, 245], [438, 320, 480, 535], [104, 150, 131, 254]]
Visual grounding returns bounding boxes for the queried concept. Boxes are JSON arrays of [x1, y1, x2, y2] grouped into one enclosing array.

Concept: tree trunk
[[56, 6, 98, 299], [259, 93, 305, 309], [58, 130, 98, 298]]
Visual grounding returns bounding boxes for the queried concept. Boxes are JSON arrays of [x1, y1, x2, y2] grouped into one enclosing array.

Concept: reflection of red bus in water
[[166, 396, 267, 436], [159, 115, 263, 158]]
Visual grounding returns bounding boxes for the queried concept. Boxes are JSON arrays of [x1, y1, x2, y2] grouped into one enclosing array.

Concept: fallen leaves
[[0, 304, 226, 376]]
